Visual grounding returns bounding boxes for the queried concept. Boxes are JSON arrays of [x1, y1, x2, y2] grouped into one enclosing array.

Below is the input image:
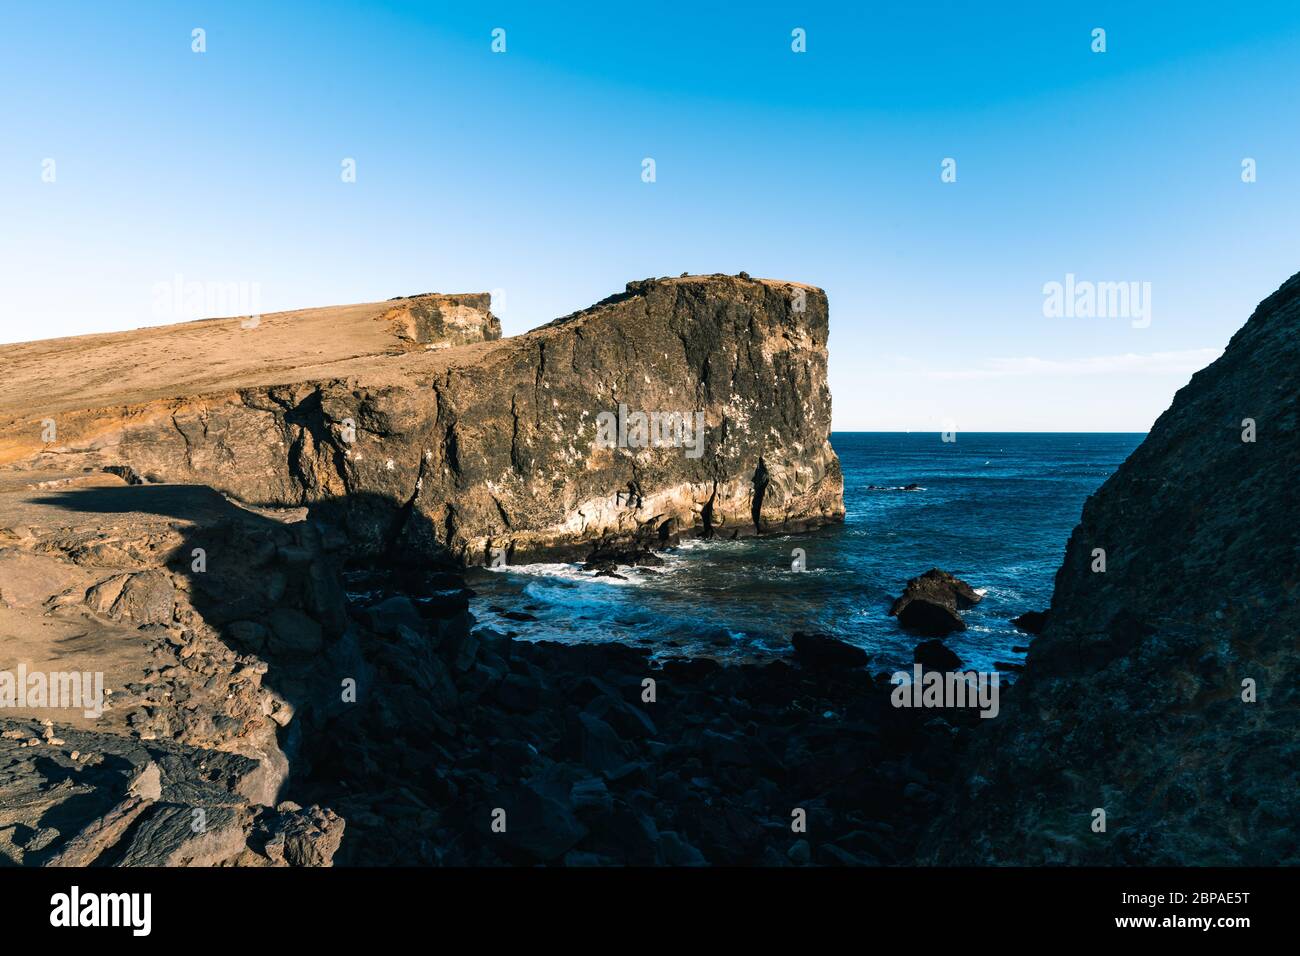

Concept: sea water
[[466, 432, 1143, 672]]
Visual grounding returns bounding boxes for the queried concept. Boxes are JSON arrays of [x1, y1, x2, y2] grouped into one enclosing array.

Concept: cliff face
[[927, 273, 1300, 865], [0, 275, 843, 563]]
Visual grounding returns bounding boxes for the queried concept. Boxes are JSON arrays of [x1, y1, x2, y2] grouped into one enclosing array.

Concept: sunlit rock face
[[0, 275, 843, 563]]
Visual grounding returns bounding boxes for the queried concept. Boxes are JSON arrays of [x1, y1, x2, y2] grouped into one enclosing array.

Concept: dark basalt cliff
[[0, 275, 843, 564], [926, 272, 1300, 865]]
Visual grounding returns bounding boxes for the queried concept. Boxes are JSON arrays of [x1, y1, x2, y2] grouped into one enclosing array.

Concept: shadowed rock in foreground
[[0, 275, 843, 564], [0, 473, 348, 865], [0, 472, 959, 867], [925, 271, 1300, 865]]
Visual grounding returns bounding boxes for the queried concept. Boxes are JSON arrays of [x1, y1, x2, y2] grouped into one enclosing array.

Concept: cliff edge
[[0, 275, 843, 563]]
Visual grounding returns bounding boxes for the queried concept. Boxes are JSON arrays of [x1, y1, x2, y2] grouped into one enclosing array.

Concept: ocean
[[466, 433, 1144, 672]]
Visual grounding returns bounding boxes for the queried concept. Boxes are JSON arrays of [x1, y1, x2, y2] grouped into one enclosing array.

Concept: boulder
[[487, 778, 588, 863], [261, 805, 345, 867], [117, 804, 249, 866], [577, 713, 633, 776], [265, 607, 324, 655], [889, 569, 981, 636], [86, 570, 175, 625], [1010, 610, 1050, 634], [914, 640, 963, 672], [791, 631, 869, 668], [364, 595, 424, 635]]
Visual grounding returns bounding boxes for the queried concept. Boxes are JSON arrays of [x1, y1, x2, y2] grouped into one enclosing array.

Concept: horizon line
[[829, 429, 1148, 435]]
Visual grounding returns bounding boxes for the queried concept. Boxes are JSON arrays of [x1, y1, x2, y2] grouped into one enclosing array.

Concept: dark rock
[[495, 673, 540, 712], [889, 568, 981, 636], [913, 640, 963, 672], [927, 269, 1300, 865], [660, 658, 722, 682], [584, 694, 657, 739], [227, 620, 269, 650], [657, 830, 707, 866], [570, 777, 613, 814], [895, 599, 965, 636], [577, 713, 633, 776], [364, 595, 423, 635], [582, 541, 667, 572], [265, 607, 324, 655], [791, 631, 869, 668], [1010, 610, 1050, 634], [499, 610, 538, 622], [700, 729, 751, 768], [486, 779, 588, 863], [816, 843, 875, 866]]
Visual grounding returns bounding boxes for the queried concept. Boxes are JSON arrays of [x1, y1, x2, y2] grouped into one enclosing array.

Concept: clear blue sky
[[2, 1, 1298, 430]]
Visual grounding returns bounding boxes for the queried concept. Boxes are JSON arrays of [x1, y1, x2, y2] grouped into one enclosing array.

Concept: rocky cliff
[[0, 276, 843, 564], [0, 274, 855, 867], [926, 272, 1300, 864]]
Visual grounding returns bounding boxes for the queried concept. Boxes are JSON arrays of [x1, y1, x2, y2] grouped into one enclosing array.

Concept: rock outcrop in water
[[0, 275, 843, 565], [889, 569, 982, 636], [926, 271, 1300, 865]]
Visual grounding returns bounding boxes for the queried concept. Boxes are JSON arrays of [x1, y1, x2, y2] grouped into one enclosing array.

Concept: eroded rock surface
[[0, 472, 352, 866]]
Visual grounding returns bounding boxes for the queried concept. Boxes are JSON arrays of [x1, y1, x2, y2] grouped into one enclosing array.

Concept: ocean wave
[[482, 560, 671, 587]]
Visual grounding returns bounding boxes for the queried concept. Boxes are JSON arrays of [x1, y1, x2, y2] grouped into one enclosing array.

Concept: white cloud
[[923, 348, 1222, 380]]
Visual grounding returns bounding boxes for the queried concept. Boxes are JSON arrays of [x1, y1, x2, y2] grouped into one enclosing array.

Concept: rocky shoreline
[[2, 269, 1296, 867], [0, 470, 970, 866]]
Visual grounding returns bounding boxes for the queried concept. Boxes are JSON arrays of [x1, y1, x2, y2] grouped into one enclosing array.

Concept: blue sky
[[2, 1, 1298, 430]]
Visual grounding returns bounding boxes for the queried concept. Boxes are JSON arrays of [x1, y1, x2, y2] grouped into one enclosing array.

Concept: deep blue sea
[[467, 433, 1144, 672]]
